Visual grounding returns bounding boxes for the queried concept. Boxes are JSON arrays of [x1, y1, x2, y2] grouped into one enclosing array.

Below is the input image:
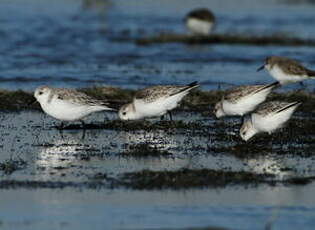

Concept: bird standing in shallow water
[[240, 101, 301, 141], [32, 86, 115, 128], [118, 82, 199, 121], [214, 81, 279, 118], [257, 56, 315, 85]]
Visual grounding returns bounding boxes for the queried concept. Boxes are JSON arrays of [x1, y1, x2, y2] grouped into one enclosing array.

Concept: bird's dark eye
[[122, 112, 126, 116], [39, 92, 43, 95]]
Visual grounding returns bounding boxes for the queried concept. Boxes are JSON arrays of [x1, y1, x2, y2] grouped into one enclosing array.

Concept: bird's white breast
[[40, 98, 105, 121], [134, 92, 186, 119], [186, 18, 213, 35], [269, 65, 307, 84]]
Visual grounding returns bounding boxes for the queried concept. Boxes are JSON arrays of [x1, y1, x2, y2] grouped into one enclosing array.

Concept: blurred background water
[[0, 0, 315, 91]]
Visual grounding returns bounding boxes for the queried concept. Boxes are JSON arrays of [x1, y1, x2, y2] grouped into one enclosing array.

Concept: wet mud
[[0, 87, 315, 191]]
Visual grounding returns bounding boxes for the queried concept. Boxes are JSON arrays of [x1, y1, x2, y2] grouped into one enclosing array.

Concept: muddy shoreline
[[0, 168, 314, 190], [1, 87, 315, 190], [1, 86, 315, 112]]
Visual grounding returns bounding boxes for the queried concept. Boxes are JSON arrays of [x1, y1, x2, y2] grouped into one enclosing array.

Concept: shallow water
[[1, 111, 315, 230], [1, 0, 315, 91], [1, 0, 315, 229]]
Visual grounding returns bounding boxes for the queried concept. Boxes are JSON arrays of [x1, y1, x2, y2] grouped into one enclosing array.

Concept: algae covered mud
[[1, 88, 315, 229], [1, 0, 315, 229]]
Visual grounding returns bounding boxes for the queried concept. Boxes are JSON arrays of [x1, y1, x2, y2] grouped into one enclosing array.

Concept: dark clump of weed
[[135, 33, 315, 46], [120, 143, 172, 157], [119, 168, 275, 190], [89, 172, 108, 180], [0, 90, 36, 111], [284, 177, 315, 186], [80, 86, 134, 103], [0, 180, 105, 189], [103, 120, 205, 132], [0, 158, 27, 175]]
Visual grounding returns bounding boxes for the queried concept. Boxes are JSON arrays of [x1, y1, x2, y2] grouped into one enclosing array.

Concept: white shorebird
[[257, 56, 315, 85], [32, 86, 115, 128], [240, 101, 301, 141], [185, 8, 215, 36], [214, 81, 279, 118], [118, 82, 199, 121]]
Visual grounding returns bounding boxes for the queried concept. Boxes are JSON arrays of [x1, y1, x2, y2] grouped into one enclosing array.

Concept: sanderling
[[118, 82, 199, 120], [240, 101, 301, 141], [257, 56, 315, 85], [32, 86, 115, 128], [185, 8, 215, 35], [214, 81, 279, 118]]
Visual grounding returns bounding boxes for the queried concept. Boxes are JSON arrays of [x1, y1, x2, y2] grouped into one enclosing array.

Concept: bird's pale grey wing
[[255, 101, 294, 116], [135, 86, 183, 103], [55, 89, 110, 106], [281, 59, 309, 76], [224, 85, 263, 103]]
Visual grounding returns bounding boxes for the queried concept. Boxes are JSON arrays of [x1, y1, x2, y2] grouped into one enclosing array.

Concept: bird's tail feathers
[[171, 81, 200, 96], [306, 69, 315, 78], [260, 81, 280, 91], [276, 101, 301, 114]]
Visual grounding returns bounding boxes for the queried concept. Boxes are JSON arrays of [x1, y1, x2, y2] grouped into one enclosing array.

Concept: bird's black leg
[[80, 120, 86, 129], [103, 113, 109, 123], [58, 129, 64, 139], [59, 122, 65, 130], [81, 128, 86, 140], [168, 111, 173, 121]]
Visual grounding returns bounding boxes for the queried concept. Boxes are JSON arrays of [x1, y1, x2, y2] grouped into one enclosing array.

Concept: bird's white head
[[257, 56, 279, 72], [34, 86, 51, 104], [118, 103, 137, 120], [213, 101, 225, 118], [239, 119, 257, 142]]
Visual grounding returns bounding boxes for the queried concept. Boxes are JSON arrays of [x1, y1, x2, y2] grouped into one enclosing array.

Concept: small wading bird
[[118, 82, 199, 121], [239, 101, 301, 141], [214, 81, 279, 118], [257, 56, 315, 85], [30, 86, 116, 129], [185, 8, 215, 36]]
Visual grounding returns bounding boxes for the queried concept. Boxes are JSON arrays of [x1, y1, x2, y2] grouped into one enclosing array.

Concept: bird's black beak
[[257, 65, 265, 72], [27, 98, 37, 107]]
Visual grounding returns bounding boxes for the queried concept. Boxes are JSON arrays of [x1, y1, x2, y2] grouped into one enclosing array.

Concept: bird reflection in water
[[34, 132, 88, 180], [123, 130, 177, 152], [246, 155, 294, 180]]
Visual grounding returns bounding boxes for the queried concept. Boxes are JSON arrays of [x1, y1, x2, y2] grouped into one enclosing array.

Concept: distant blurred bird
[[240, 101, 301, 141], [214, 82, 279, 118], [185, 8, 215, 35], [257, 56, 315, 85]]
